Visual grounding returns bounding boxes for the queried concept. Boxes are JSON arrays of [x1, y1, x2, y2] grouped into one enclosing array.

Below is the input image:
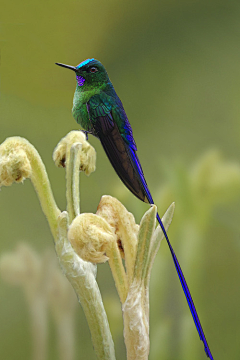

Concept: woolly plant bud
[[0, 137, 32, 186], [96, 195, 139, 259], [68, 213, 117, 263], [53, 131, 96, 175]]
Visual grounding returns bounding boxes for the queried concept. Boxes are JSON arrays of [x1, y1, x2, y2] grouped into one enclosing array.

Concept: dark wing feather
[[87, 94, 150, 202], [94, 113, 148, 202]]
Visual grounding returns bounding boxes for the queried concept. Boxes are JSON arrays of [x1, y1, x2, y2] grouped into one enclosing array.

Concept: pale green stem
[[119, 226, 137, 286], [56, 212, 116, 360], [66, 143, 82, 223], [18, 139, 61, 239], [107, 240, 128, 304]]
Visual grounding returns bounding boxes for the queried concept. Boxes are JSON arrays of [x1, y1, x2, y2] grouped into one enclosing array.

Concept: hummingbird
[[56, 58, 213, 359]]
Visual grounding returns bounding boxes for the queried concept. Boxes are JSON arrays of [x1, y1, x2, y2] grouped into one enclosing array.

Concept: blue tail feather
[[156, 212, 213, 360], [128, 146, 213, 358]]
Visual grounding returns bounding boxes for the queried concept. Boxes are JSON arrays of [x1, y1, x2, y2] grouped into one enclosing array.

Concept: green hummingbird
[[56, 58, 213, 359]]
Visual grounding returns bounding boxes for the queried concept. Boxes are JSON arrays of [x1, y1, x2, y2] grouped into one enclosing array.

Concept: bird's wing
[[87, 93, 151, 203]]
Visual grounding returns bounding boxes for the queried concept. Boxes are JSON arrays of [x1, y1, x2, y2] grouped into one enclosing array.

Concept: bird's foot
[[81, 130, 90, 140]]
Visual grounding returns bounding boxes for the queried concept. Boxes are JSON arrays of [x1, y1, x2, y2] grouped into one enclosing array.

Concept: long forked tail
[[156, 213, 214, 360]]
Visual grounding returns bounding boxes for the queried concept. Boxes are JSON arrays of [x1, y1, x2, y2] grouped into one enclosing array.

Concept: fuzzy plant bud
[[67, 209, 128, 303], [0, 137, 32, 186], [53, 131, 96, 175], [68, 213, 117, 263], [96, 195, 140, 285], [97, 195, 139, 258]]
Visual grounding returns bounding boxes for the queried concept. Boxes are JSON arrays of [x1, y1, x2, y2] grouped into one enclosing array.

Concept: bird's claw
[[81, 130, 89, 140]]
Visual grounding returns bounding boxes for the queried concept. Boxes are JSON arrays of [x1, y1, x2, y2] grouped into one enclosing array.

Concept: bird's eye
[[89, 66, 98, 73]]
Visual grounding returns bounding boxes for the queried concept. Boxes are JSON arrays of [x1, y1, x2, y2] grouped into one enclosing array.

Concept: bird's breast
[[72, 88, 98, 131]]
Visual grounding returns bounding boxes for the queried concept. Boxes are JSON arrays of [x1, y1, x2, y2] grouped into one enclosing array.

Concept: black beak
[[55, 63, 77, 72]]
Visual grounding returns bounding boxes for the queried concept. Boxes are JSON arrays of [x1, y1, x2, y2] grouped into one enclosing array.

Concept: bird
[[56, 58, 213, 359]]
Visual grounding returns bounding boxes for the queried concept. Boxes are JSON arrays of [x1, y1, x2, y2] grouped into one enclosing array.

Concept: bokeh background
[[1, 1, 240, 359]]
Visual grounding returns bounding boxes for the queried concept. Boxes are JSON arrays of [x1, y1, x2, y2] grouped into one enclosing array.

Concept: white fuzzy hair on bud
[[53, 131, 96, 176], [0, 137, 32, 186], [68, 213, 117, 263]]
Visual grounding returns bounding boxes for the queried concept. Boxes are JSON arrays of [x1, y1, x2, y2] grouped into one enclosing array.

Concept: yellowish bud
[[53, 131, 96, 176], [97, 195, 139, 259], [0, 137, 32, 186], [68, 213, 117, 263]]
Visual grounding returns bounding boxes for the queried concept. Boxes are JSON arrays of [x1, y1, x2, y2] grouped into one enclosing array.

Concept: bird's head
[[56, 58, 110, 88]]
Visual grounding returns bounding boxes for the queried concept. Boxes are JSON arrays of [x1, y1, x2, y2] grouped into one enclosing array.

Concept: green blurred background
[[1, 0, 240, 359]]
